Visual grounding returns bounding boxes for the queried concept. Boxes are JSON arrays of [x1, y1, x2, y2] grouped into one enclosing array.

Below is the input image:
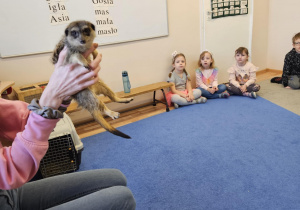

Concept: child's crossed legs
[[171, 89, 206, 106]]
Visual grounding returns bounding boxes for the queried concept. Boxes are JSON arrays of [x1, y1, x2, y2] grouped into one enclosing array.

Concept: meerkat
[[52, 20, 133, 139]]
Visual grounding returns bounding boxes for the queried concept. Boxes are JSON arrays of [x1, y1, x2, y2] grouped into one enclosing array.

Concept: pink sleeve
[[212, 71, 219, 87], [245, 63, 258, 87], [228, 67, 240, 87], [0, 99, 59, 190], [196, 71, 208, 89]]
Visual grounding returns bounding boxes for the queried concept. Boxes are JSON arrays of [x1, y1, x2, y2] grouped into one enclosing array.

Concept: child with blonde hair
[[195, 50, 229, 99], [166, 51, 207, 109], [226, 47, 260, 98]]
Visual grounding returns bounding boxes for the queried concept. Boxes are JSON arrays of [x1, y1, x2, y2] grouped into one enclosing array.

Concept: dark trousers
[[226, 83, 260, 96]]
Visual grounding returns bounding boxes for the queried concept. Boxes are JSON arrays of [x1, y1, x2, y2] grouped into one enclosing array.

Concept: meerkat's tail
[[73, 88, 131, 139], [91, 110, 131, 139]]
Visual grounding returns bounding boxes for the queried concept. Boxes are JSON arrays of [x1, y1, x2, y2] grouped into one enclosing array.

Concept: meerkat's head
[[64, 20, 96, 52]]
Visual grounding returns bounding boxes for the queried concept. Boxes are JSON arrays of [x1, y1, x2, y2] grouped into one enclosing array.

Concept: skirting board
[[256, 68, 282, 75]]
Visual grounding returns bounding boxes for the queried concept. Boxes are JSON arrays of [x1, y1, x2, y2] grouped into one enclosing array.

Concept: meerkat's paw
[[124, 97, 134, 103], [117, 97, 134, 103], [107, 110, 120, 120]]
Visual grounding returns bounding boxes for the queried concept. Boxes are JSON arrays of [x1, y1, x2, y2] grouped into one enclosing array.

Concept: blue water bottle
[[122, 71, 131, 93]]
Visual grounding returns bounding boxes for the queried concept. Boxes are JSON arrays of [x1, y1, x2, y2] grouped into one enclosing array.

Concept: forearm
[[212, 81, 218, 88], [186, 80, 193, 93], [171, 89, 186, 97], [197, 79, 208, 89], [282, 75, 289, 87], [282, 63, 290, 87], [245, 75, 256, 87], [228, 73, 239, 87], [195, 72, 202, 88], [212, 72, 219, 87], [201, 84, 209, 90], [0, 98, 29, 140], [170, 83, 185, 97], [0, 112, 59, 190], [39, 85, 64, 109], [244, 69, 257, 87], [229, 78, 240, 87]]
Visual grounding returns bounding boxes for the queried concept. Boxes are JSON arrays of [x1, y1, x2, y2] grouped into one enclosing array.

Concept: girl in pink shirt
[[226, 47, 260, 98], [195, 50, 230, 99]]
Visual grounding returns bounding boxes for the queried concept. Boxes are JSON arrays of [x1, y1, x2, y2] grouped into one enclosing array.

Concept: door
[[199, 0, 253, 83]]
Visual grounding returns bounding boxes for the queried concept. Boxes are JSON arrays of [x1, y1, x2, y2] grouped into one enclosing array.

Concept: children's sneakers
[[220, 91, 230, 98], [174, 97, 207, 109], [251, 92, 257, 99], [196, 97, 207, 104], [243, 91, 257, 99]]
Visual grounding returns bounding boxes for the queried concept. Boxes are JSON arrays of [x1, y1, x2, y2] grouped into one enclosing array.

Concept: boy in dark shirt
[[281, 32, 300, 89]]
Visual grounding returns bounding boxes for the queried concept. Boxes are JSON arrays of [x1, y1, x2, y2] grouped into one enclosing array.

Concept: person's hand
[[207, 87, 215, 94], [240, 85, 247, 93], [179, 93, 187, 99], [39, 44, 102, 109], [83, 43, 102, 70], [187, 92, 194, 101]]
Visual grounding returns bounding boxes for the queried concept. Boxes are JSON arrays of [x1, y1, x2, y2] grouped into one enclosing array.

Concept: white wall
[[267, 0, 300, 70], [200, 0, 253, 84], [0, 0, 201, 123], [251, 0, 269, 70]]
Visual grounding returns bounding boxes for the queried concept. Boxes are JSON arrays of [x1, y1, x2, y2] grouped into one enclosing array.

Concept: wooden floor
[[75, 69, 282, 139]]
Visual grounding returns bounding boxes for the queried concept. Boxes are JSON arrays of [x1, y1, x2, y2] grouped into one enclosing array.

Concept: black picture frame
[[211, 0, 248, 19]]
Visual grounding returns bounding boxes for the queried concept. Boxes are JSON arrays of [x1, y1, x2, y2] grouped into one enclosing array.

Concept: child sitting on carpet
[[226, 47, 260, 98], [280, 32, 300, 89], [195, 50, 230, 99], [166, 51, 207, 109]]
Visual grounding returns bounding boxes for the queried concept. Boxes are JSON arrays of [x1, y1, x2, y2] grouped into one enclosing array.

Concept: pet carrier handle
[[122, 71, 131, 93]]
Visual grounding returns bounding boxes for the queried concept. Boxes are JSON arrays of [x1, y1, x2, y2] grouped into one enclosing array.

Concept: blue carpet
[[79, 96, 300, 210]]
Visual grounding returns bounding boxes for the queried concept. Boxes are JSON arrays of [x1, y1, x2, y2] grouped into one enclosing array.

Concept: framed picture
[[211, 0, 248, 19]]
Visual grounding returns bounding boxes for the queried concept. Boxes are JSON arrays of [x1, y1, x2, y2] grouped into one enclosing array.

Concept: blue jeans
[[0, 169, 136, 210], [197, 84, 227, 99]]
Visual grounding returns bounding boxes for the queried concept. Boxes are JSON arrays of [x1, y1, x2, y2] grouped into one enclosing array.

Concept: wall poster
[[211, 0, 248, 19]]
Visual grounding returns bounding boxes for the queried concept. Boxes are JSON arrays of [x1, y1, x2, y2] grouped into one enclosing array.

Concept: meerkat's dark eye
[[70, 30, 79, 38], [83, 28, 91, 36]]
